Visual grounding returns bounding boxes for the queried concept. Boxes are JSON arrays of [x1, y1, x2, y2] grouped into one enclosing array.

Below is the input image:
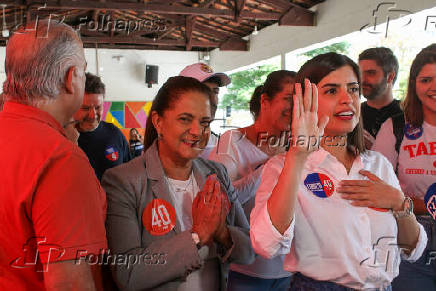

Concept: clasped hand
[[192, 174, 230, 246]]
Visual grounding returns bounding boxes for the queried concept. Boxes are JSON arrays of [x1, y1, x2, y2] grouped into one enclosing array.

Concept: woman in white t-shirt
[[250, 52, 427, 290], [372, 45, 436, 291], [210, 71, 296, 290]]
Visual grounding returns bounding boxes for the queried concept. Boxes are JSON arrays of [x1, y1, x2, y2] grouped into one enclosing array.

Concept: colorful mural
[[102, 101, 152, 140]]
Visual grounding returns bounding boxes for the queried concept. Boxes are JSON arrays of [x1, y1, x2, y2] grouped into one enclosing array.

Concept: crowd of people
[[0, 20, 435, 291]]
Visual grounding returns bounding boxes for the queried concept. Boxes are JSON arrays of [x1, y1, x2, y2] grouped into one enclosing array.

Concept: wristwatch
[[393, 196, 414, 219]]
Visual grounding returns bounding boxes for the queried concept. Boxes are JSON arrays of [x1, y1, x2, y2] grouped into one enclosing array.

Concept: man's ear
[[151, 111, 162, 135], [65, 66, 76, 94], [387, 71, 396, 85]]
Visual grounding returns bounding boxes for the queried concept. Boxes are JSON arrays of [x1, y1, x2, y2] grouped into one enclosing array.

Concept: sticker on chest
[[404, 124, 423, 140], [424, 183, 436, 220], [304, 173, 335, 198], [142, 199, 177, 235], [105, 146, 119, 161]]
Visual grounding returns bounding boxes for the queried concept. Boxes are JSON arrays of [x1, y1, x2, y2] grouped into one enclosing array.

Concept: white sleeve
[[209, 130, 263, 205], [250, 156, 294, 259], [372, 118, 398, 169], [232, 165, 264, 205], [402, 223, 428, 262], [209, 130, 239, 181]]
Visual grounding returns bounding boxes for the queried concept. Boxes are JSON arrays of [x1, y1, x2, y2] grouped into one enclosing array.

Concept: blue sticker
[[304, 173, 335, 198], [404, 124, 423, 140], [424, 183, 436, 220], [105, 146, 119, 162]]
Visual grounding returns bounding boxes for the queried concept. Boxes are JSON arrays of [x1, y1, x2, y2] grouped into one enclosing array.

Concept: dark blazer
[[102, 141, 254, 291]]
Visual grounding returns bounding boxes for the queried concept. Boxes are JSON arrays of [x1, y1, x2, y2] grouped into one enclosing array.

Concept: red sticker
[[142, 199, 176, 236]]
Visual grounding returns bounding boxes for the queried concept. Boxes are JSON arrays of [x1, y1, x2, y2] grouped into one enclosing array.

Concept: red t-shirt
[[0, 102, 108, 290]]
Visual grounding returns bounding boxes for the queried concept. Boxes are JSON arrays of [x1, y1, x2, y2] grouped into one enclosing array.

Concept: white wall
[[84, 49, 199, 101], [0, 47, 199, 101], [210, 0, 436, 72]]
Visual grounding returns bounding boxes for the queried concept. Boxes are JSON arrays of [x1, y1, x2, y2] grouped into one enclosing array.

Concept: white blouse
[[250, 148, 427, 290]]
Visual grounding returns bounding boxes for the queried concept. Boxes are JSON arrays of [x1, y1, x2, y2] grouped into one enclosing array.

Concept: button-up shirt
[[250, 148, 427, 290]]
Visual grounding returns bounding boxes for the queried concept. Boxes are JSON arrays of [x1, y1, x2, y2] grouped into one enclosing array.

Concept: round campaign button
[[304, 173, 335, 198], [404, 124, 423, 140], [424, 183, 436, 220], [105, 146, 119, 161], [142, 199, 177, 235]]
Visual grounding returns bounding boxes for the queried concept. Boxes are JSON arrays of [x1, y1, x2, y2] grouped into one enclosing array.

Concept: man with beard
[[74, 73, 131, 180], [358, 47, 403, 149]]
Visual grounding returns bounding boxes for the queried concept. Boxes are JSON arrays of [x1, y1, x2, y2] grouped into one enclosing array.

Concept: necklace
[[167, 171, 194, 193]]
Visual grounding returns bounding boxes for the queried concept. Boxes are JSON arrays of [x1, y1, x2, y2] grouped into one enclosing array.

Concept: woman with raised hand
[[250, 52, 427, 290], [209, 71, 296, 291], [373, 45, 436, 291], [102, 76, 254, 291]]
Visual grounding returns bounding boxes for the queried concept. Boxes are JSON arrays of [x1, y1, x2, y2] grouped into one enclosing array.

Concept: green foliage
[[221, 64, 278, 110], [300, 42, 351, 58]]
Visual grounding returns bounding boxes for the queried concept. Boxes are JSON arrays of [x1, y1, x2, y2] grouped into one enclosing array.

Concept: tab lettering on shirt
[[403, 142, 436, 158], [416, 142, 429, 157], [424, 183, 436, 220], [143, 199, 176, 235], [304, 173, 335, 198], [430, 142, 436, 155]]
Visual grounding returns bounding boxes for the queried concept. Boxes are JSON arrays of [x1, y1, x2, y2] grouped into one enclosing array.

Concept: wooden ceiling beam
[[20, 1, 285, 20], [219, 37, 247, 51], [279, 4, 314, 26], [239, 10, 281, 21], [81, 36, 219, 47], [234, 0, 246, 23], [185, 15, 195, 51], [30, 1, 234, 17], [260, 0, 292, 10], [195, 22, 229, 40]]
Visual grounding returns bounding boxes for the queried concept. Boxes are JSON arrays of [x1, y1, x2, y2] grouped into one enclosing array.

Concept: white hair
[[3, 20, 83, 105]]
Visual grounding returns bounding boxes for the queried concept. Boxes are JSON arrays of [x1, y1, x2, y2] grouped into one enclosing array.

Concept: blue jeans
[[392, 215, 436, 291], [227, 270, 292, 291], [289, 273, 392, 291]]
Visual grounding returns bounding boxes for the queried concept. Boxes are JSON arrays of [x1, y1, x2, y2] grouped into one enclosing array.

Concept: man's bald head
[[3, 20, 85, 105]]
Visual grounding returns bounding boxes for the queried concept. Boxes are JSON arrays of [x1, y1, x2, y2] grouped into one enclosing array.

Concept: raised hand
[[290, 79, 329, 154], [192, 174, 222, 245]]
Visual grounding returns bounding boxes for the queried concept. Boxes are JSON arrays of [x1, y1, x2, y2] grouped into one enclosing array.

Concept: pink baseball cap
[[179, 63, 231, 87]]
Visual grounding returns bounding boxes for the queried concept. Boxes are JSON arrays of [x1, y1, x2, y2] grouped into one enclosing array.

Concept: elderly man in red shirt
[[0, 20, 107, 290]]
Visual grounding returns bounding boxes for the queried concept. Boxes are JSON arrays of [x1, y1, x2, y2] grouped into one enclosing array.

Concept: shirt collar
[[2, 101, 66, 136], [307, 147, 368, 177]]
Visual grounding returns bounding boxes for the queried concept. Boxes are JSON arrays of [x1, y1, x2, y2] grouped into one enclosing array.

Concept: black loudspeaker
[[145, 65, 158, 88]]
